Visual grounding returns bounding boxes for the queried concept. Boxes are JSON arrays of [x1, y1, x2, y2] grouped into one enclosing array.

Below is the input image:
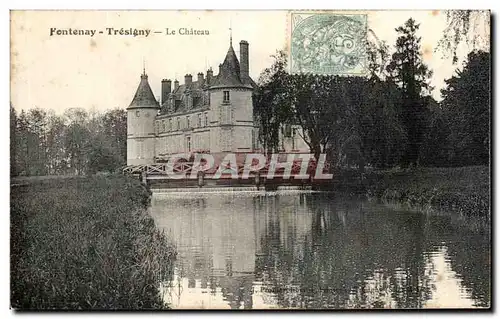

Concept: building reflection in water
[[150, 192, 490, 309]]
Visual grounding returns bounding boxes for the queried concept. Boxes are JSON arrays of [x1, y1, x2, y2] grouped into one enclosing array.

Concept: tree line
[[10, 107, 126, 177], [10, 18, 489, 177], [254, 18, 490, 172]]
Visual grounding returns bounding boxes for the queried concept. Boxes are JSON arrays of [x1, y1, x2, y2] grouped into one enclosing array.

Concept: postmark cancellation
[[289, 12, 368, 75]]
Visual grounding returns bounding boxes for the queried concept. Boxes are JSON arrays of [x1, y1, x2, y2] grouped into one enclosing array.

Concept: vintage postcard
[[10, 10, 491, 310]]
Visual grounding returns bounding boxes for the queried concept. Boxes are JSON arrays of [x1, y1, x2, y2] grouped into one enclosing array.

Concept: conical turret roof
[[221, 45, 241, 78], [128, 72, 159, 109], [210, 43, 251, 88]]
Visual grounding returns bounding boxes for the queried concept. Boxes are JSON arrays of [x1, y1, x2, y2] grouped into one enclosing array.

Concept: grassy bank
[[11, 175, 176, 310], [333, 166, 490, 217]]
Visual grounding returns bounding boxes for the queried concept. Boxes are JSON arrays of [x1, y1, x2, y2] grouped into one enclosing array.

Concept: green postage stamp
[[289, 12, 368, 75]]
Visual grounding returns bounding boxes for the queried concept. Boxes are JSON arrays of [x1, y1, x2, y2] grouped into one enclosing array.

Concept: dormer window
[[223, 91, 230, 103]]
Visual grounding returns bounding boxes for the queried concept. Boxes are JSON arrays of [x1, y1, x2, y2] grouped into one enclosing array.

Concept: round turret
[[127, 71, 160, 165]]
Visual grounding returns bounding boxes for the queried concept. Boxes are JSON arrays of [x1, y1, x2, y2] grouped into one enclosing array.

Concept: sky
[[10, 10, 490, 114]]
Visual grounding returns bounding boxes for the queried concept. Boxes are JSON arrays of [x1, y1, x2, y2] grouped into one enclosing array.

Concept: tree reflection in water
[[151, 192, 490, 309]]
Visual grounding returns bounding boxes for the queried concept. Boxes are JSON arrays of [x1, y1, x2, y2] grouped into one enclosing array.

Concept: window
[[223, 90, 230, 103], [162, 120, 166, 132], [186, 116, 190, 129], [203, 92, 209, 105], [177, 118, 180, 130], [221, 104, 231, 125], [193, 97, 200, 108], [135, 110, 140, 117], [252, 130, 255, 150], [221, 132, 231, 151], [137, 139, 144, 159], [186, 136, 191, 152], [204, 112, 208, 127], [198, 114, 202, 128], [283, 124, 292, 138], [169, 118, 172, 132], [155, 121, 159, 135]]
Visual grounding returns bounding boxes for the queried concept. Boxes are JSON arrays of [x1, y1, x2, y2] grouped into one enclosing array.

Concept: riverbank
[[333, 166, 490, 217], [11, 175, 176, 310]]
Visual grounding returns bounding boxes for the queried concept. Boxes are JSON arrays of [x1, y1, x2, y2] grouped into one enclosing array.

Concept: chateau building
[[126, 38, 308, 166]]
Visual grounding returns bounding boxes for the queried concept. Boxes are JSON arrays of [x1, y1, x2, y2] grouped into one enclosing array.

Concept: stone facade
[[126, 38, 309, 166]]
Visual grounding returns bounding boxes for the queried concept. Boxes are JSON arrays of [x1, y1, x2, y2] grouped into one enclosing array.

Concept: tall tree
[[365, 34, 390, 80], [27, 108, 50, 175], [63, 108, 91, 175], [12, 106, 129, 176], [46, 112, 67, 174], [253, 51, 291, 154], [102, 109, 127, 166], [255, 53, 349, 162], [437, 10, 490, 63], [288, 74, 339, 161], [335, 77, 406, 172], [440, 50, 490, 166], [64, 122, 90, 175], [386, 18, 432, 167], [255, 50, 407, 171], [418, 97, 449, 167], [15, 110, 30, 176], [10, 104, 17, 177]]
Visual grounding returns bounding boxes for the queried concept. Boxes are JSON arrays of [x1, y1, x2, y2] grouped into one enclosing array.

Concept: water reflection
[[150, 192, 490, 309]]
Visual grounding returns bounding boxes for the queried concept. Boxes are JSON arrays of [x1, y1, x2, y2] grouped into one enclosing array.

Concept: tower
[[127, 69, 160, 165], [208, 38, 255, 153]]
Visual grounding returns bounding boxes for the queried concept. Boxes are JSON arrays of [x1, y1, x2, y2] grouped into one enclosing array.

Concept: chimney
[[197, 72, 204, 84], [161, 79, 171, 104], [240, 40, 249, 81], [206, 68, 213, 85], [174, 79, 179, 91], [185, 74, 192, 86]]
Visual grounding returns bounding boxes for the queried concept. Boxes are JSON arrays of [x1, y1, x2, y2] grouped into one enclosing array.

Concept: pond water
[[150, 191, 490, 309]]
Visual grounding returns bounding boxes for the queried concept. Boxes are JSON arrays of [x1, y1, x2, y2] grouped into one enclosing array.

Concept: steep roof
[[128, 73, 159, 109], [172, 79, 205, 96], [158, 40, 257, 114], [242, 75, 258, 88], [210, 44, 251, 88]]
